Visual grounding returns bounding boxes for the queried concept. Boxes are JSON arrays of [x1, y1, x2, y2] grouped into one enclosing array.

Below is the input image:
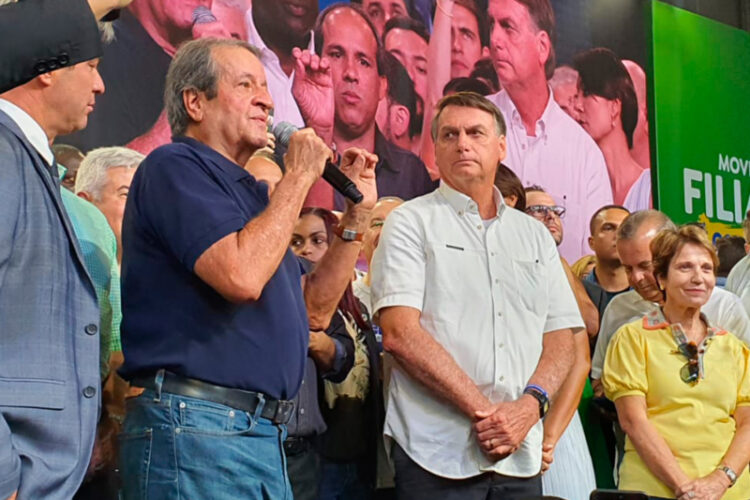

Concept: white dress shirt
[[591, 287, 750, 379], [623, 168, 652, 212], [245, 9, 310, 128], [726, 254, 750, 316], [371, 182, 584, 479], [486, 89, 613, 263], [0, 98, 53, 165]]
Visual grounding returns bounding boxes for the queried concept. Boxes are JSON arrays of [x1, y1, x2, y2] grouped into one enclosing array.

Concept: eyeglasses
[[525, 205, 566, 220], [677, 341, 699, 384]]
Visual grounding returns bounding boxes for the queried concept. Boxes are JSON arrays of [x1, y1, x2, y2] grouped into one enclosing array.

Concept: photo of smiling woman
[[602, 225, 750, 499]]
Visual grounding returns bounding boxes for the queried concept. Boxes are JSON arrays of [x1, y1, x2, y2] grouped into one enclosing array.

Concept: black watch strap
[[523, 385, 550, 419]]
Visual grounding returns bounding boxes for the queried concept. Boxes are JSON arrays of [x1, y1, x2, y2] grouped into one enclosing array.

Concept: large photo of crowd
[[1, 0, 749, 499]]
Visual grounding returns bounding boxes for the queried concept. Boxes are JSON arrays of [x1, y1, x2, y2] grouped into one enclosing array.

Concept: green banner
[[650, 1, 750, 240]]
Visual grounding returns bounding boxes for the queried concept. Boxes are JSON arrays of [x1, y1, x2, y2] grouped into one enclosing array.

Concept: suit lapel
[[0, 111, 97, 296]]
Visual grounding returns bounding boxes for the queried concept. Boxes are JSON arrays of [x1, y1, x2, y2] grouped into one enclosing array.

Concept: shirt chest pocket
[[425, 243, 488, 301], [507, 258, 548, 317]]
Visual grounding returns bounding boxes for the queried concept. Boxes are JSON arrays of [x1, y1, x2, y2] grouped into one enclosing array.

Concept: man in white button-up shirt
[[485, 0, 613, 264], [371, 92, 584, 499]]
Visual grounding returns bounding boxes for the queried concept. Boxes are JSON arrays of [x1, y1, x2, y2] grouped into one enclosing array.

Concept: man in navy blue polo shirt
[[118, 38, 377, 499]]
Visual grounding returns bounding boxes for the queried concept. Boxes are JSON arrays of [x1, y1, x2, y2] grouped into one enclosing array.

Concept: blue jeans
[[119, 383, 291, 500]]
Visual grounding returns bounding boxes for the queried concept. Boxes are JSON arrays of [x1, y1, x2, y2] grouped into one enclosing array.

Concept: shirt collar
[[0, 98, 54, 166], [438, 181, 505, 218], [642, 307, 727, 336], [498, 87, 556, 141], [173, 136, 252, 182]]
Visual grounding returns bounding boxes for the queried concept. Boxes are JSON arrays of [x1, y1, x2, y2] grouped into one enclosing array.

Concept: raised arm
[[418, 0, 454, 179], [303, 148, 377, 330]]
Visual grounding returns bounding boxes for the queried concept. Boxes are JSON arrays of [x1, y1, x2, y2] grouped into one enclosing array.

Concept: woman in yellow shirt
[[603, 225, 750, 499]]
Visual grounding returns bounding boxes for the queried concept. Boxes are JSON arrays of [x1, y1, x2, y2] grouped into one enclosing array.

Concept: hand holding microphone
[[274, 122, 377, 205]]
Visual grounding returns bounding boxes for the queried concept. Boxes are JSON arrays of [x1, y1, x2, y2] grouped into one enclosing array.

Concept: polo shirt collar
[[0, 98, 54, 166], [438, 181, 505, 217], [173, 136, 251, 182]]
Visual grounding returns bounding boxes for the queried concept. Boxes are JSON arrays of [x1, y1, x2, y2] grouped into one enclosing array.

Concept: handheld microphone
[[273, 122, 364, 204]]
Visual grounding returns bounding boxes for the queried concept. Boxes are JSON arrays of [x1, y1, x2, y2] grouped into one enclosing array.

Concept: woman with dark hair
[[494, 162, 526, 211], [574, 48, 651, 211], [291, 207, 383, 500]]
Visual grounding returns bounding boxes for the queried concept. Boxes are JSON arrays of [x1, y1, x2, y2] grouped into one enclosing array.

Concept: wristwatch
[[333, 225, 364, 242], [718, 464, 737, 487], [523, 384, 550, 419]]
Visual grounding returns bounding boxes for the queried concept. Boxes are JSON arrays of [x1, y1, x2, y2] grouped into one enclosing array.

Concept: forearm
[[562, 258, 599, 337], [721, 407, 750, 475], [527, 329, 576, 400], [381, 309, 491, 417], [544, 332, 590, 445], [233, 171, 314, 295], [616, 398, 690, 491], [308, 331, 337, 373], [304, 207, 369, 330]]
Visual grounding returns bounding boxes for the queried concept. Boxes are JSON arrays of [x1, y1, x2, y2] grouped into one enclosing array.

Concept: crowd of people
[[1, 0, 749, 500]]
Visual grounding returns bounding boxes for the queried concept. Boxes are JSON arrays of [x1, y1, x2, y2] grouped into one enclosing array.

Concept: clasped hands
[[675, 470, 731, 500], [474, 395, 539, 462]]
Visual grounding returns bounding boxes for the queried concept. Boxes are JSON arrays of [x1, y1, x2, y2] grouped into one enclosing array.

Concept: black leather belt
[[132, 372, 295, 425]]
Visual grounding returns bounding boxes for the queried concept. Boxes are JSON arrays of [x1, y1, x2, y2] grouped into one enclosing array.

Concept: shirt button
[[476, 225, 482, 230], [458, 211, 464, 216], [84, 323, 98, 335], [491, 252, 496, 257], [497, 312, 502, 317], [494, 279, 500, 284], [83, 386, 96, 398], [498, 342, 504, 349], [498, 375, 505, 382], [301, 380, 305, 385], [300, 408, 305, 415]]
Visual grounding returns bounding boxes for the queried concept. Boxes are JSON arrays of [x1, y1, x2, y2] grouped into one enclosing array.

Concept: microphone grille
[[272, 121, 298, 148]]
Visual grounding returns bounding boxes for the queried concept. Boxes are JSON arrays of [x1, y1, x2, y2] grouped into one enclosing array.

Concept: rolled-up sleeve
[[602, 325, 648, 401], [370, 207, 426, 315]]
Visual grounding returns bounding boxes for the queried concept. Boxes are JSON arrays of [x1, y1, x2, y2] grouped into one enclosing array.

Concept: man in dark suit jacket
[[0, 5, 106, 498]]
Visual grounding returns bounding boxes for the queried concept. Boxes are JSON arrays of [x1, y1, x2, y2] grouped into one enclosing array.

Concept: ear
[[77, 191, 93, 202], [37, 72, 55, 87], [497, 134, 507, 162], [182, 88, 206, 124], [610, 98, 622, 124], [389, 104, 410, 138], [537, 31, 551, 72], [745, 242, 749, 255], [378, 75, 387, 102]]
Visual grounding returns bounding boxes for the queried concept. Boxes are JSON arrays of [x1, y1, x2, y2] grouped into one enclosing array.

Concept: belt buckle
[[274, 400, 295, 424]]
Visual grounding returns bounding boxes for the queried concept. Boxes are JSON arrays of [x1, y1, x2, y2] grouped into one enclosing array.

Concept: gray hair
[[550, 65, 578, 91], [165, 38, 262, 137], [431, 92, 506, 142], [616, 209, 676, 241], [75, 146, 144, 200]]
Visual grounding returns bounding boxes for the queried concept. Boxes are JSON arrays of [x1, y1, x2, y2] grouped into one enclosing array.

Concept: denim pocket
[[175, 397, 258, 436], [119, 428, 152, 500]]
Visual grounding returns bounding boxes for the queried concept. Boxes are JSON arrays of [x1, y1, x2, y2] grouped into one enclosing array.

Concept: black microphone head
[[272, 121, 299, 148]]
